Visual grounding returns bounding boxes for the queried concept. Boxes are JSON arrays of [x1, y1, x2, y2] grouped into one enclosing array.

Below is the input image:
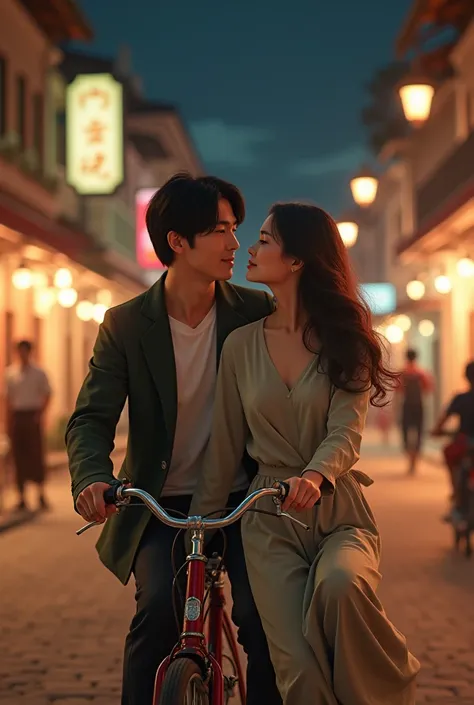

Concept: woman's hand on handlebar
[[282, 471, 323, 512], [76, 482, 118, 524]]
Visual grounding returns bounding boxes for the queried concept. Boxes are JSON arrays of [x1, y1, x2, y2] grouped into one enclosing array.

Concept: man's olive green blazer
[[66, 273, 273, 584]]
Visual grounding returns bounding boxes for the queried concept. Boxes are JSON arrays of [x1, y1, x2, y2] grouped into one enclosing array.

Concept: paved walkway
[[1, 440, 473, 703], [0, 436, 128, 533]]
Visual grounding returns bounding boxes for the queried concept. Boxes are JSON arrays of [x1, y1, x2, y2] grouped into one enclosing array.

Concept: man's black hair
[[17, 340, 33, 352], [145, 172, 245, 266], [406, 348, 418, 362], [466, 361, 474, 386]]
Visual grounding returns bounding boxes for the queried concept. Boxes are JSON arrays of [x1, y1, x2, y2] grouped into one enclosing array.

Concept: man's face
[[17, 345, 31, 365], [179, 199, 240, 281]]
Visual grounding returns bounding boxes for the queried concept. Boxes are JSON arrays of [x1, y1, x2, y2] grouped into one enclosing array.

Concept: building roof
[[59, 49, 115, 82], [396, 0, 474, 56], [128, 133, 168, 160], [18, 0, 93, 42], [60, 50, 176, 113]]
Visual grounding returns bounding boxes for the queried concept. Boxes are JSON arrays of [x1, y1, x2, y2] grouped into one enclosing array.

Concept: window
[[33, 93, 43, 169], [5, 311, 13, 367], [16, 75, 26, 147], [0, 56, 6, 137], [56, 110, 65, 166]]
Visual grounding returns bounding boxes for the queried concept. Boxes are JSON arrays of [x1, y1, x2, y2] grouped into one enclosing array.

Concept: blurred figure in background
[[395, 348, 433, 475], [5, 340, 51, 511], [432, 360, 474, 513]]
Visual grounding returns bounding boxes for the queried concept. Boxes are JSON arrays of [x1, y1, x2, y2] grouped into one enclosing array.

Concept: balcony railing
[[416, 129, 474, 232]]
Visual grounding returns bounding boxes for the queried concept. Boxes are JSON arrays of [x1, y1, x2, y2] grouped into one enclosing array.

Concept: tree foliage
[[361, 61, 411, 155]]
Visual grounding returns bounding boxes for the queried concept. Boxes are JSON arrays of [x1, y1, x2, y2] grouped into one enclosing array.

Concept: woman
[[190, 203, 419, 705]]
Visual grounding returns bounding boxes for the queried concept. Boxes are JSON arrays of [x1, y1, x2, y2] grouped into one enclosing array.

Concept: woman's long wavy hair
[[269, 202, 398, 406]]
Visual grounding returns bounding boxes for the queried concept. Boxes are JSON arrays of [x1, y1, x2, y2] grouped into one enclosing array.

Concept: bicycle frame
[[153, 527, 226, 705], [76, 482, 305, 704]]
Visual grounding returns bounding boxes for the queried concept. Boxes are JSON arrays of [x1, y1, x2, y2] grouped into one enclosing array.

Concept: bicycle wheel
[[222, 610, 246, 704], [158, 658, 209, 705]]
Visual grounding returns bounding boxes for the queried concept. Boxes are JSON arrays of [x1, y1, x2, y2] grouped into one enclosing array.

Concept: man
[[5, 340, 51, 511], [432, 360, 474, 516], [395, 348, 433, 475], [67, 173, 282, 705]]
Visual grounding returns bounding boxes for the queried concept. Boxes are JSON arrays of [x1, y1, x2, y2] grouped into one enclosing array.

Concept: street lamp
[[385, 324, 404, 344], [434, 274, 452, 294], [398, 72, 435, 126], [418, 319, 435, 337], [406, 279, 425, 301], [12, 264, 33, 290], [54, 267, 73, 289], [457, 257, 474, 278], [93, 303, 108, 324], [57, 287, 78, 308], [350, 167, 378, 207], [76, 300, 95, 322], [336, 220, 359, 248]]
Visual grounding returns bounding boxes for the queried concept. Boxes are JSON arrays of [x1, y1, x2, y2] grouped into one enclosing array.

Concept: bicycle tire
[[222, 610, 246, 704], [157, 658, 210, 705]]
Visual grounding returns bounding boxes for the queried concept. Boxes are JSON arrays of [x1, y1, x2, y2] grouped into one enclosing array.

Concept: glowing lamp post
[[350, 168, 378, 207], [337, 220, 359, 248], [398, 77, 434, 126]]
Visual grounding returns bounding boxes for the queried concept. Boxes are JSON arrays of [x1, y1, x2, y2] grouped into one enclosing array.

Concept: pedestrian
[[66, 173, 281, 705], [190, 202, 420, 705], [395, 348, 433, 475], [432, 360, 474, 519], [5, 340, 51, 512]]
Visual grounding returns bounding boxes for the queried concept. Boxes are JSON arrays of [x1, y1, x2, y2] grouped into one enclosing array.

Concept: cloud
[[190, 119, 274, 167], [291, 144, 368, 178]]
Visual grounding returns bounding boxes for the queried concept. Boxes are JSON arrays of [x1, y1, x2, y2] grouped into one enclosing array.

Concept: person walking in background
[[5, 340, 51, 511], [395, 348, 433, 475], [432, 360, 474, 519]]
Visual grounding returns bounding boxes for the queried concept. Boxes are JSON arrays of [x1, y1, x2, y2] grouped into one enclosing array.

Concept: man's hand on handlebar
[[76, 482, 118, 524]]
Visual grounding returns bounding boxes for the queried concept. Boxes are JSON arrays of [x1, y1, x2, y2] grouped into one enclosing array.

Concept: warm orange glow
[[337, 221, 358, 248], [12, 265, 33, 290], [418, 319, 435, 337], [434, 275, 452, 294], [57, 287, 78, 308], [350, 175, 378, 207], [457, 258, 474, 278], [406, 279, 425, 300], [385, 324, 404, 344], [399, 83, 434, 125]]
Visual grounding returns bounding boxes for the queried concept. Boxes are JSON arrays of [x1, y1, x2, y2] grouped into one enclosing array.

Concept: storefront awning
[[0, 190, 94, 261]]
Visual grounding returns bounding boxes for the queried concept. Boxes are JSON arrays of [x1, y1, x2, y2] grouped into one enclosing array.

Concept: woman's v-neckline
[[259, 318, 316, 396]]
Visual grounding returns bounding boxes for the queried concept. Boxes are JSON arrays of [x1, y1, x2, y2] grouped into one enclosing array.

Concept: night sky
[[74, 0, 414, 284]]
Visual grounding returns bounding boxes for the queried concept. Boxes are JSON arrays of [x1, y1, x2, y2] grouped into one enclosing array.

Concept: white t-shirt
[[162, 305, 249, 497], [5, 364, 51, 411]]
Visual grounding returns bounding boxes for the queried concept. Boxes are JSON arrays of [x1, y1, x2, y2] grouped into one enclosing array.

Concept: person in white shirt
[[5, 340, 51, 511]]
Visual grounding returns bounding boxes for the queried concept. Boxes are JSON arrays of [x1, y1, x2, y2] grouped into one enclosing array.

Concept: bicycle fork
[[153, 527, 225, 705]]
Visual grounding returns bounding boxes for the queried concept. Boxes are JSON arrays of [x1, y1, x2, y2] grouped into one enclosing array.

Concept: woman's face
[[246, 215, 295, 285]]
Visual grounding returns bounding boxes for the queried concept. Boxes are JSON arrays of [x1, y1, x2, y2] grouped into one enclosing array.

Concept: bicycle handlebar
[[76, 480, 294, 536]]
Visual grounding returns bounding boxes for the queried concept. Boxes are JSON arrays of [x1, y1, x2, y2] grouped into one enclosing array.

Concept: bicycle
[[76, 480, 310, 704], [434, 430, 474, 558]]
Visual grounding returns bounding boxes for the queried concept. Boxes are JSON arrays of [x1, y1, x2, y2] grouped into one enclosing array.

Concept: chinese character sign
[[66, 74, 124, 195], [136, 188, 166, 270]]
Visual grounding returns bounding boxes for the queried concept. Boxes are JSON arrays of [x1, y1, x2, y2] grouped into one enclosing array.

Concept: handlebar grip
[[278, 481, 291, 499], [103, 485, 118, 505]]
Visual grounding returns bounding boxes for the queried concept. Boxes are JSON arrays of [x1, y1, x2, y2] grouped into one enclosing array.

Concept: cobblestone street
[[1, 440, 474, 704]]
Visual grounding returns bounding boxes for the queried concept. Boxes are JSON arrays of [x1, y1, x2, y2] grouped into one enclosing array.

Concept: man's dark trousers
[[121, 491, 282, 705]]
